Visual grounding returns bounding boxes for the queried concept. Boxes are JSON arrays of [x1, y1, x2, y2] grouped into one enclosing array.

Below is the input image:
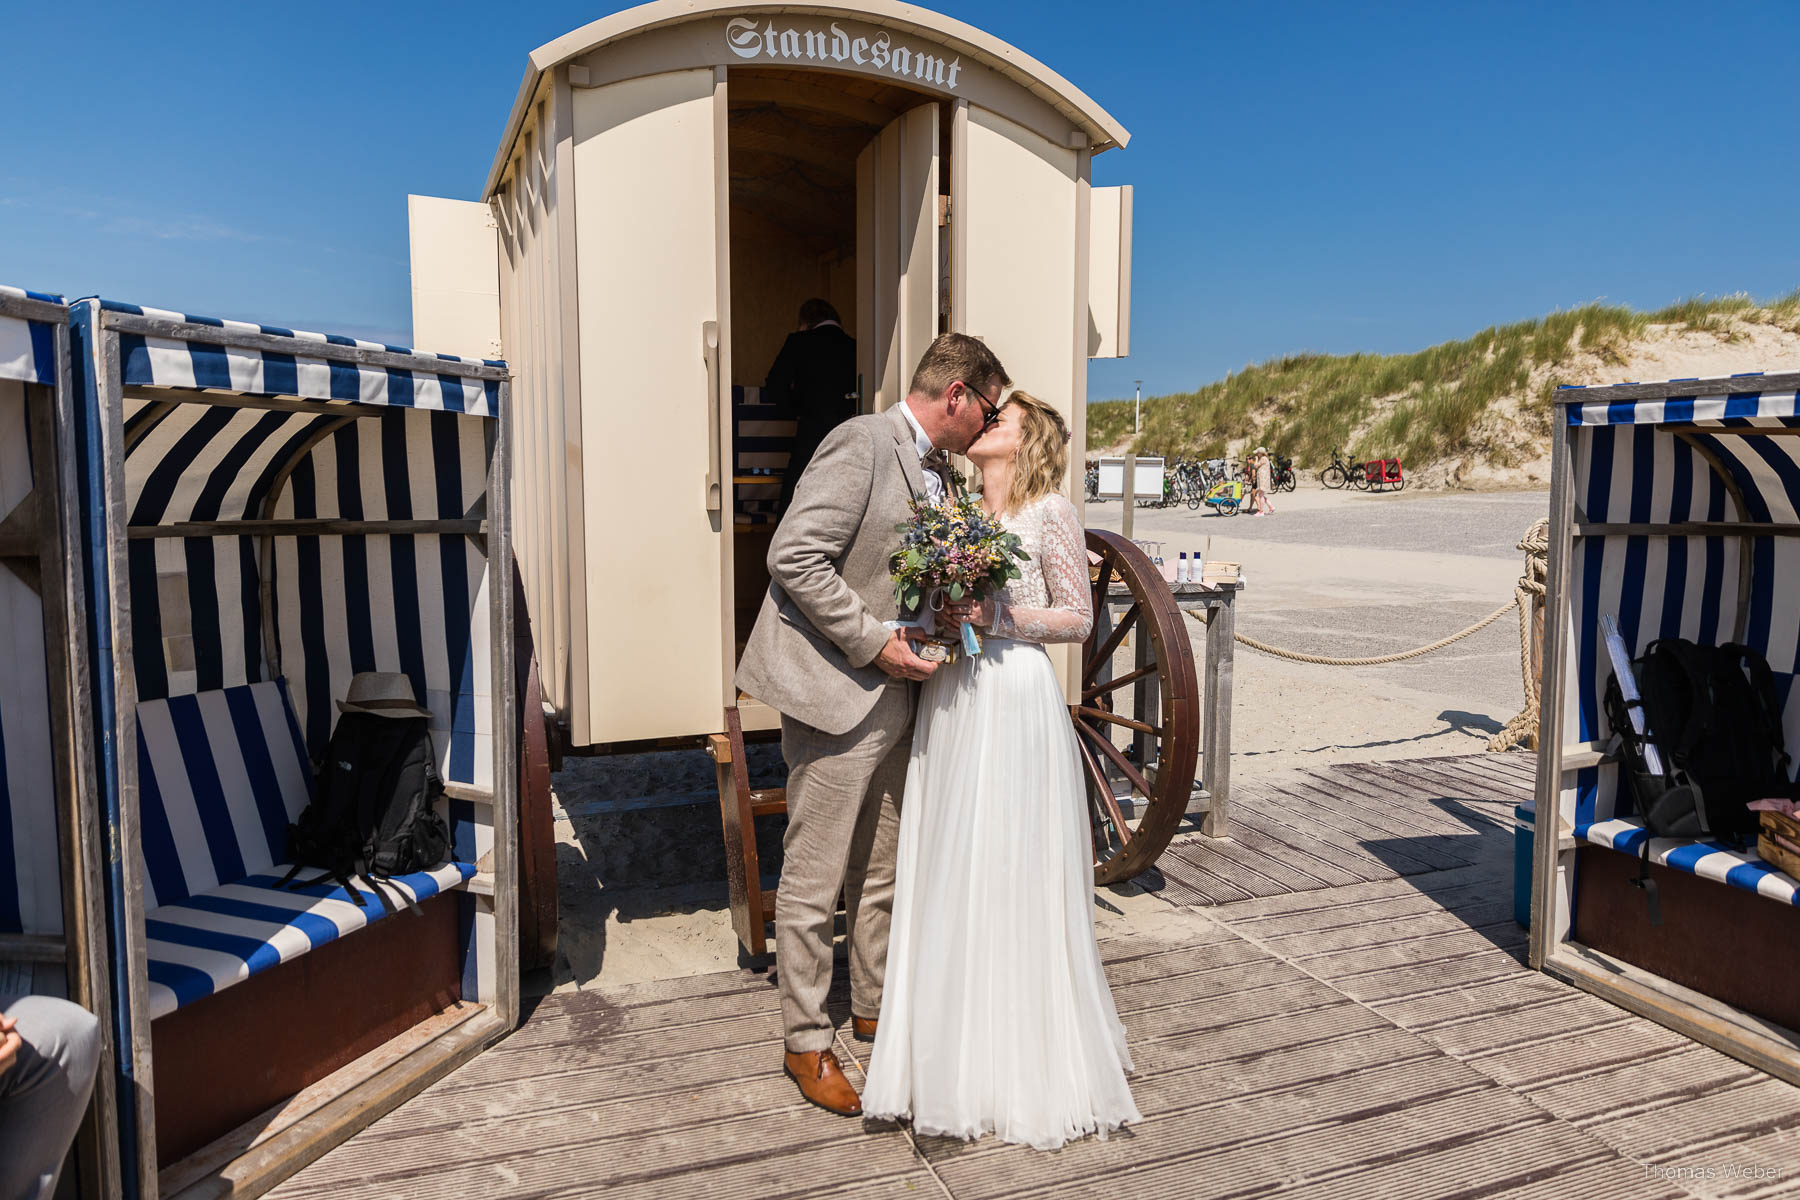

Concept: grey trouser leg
[[776, 683, 913, 1053], [0, 994, 101, 1200]]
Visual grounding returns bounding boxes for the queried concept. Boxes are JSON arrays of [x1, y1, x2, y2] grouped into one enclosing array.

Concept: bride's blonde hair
[[1003, 390, 1071, 513]]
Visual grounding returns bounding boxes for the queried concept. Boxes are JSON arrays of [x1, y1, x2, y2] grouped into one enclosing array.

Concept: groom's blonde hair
[[1004, 391, 1071, 513]]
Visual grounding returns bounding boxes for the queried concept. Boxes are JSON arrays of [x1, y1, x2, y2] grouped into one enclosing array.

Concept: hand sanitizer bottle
[[1177, 551, 1189, 583]]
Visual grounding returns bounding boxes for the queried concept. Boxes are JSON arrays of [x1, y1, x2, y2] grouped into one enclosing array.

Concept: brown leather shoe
[[783, 1048, 862, 1116], [851, 1015, 878, 1042]]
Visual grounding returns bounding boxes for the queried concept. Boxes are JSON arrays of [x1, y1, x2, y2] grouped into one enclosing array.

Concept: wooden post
[[1121, 451, 1136, 540], [1200, 588, 1236, 838], [1530, 416, 1576, 969]]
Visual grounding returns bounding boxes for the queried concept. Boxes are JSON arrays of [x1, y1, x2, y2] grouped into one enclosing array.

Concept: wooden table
[[1096, 576, 1242, 839]]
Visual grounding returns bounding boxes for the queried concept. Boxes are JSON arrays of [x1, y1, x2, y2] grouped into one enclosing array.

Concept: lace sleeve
[[988, 496, 1093, 644]]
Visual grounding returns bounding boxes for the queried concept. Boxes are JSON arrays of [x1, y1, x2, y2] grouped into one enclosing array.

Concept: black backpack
[[1604, 638, 1794, 922], [280, 713, 451, 907]]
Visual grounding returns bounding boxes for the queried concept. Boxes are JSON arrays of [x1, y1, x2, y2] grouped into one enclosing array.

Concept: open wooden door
[[569, 67, 732, 743], [954, 103, 1085, 691], [856, 103, 939, 414]]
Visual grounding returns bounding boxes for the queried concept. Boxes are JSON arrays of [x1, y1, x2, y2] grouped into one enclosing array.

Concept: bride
[[860, 390, 1141, 1149]]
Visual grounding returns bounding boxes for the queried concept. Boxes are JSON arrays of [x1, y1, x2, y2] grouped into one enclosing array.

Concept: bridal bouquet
[[891, 495, 1029, 661]]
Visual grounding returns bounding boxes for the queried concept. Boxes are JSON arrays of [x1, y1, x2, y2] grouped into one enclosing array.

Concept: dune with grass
[[1090, 294, 1800, 490]]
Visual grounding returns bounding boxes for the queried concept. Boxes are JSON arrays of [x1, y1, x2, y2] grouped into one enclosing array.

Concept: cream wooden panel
[[1087, 184, 1132, 360], [408, 195, 502, 359], [960, 105, 1078, 419], [856, 103, 939, 413], [960, 104, 1082, 689], [572, 68, 726, 743]]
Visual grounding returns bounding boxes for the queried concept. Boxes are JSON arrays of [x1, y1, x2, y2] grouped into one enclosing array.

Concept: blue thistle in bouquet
[[891, 494, 1030, 660]]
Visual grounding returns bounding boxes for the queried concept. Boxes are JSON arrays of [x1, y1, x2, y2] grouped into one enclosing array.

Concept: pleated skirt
[[861, 638, 1141, 1150]]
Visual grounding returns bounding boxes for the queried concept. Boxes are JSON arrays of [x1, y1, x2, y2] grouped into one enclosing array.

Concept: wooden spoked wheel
[[1076, 530, 1200, 885]]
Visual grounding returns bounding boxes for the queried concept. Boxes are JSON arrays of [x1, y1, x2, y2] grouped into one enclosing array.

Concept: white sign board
[[1097, 456, 1164, 500]]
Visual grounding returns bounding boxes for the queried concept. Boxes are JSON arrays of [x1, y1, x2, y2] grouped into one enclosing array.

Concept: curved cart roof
[[484, 0, 1131, 199]]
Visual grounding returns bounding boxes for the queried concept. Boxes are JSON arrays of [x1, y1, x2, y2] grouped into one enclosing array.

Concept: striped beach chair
[[135, 680, 475, 1019]]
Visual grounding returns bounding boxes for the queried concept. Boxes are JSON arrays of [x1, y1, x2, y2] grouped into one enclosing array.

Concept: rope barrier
[[1187, 518, 1550, 753], [1198, 599, 1518, 667]]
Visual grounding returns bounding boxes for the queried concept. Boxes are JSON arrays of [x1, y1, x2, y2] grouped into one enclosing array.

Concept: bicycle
[[1320, 448, 1367, 490], [1272, 455, 1296, 493]]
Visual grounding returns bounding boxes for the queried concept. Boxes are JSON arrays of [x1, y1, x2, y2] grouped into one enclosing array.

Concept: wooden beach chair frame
[[1533, 371, 1800, 1087], [68, 299, 519, 1199], [0, 288, 122, 1198]]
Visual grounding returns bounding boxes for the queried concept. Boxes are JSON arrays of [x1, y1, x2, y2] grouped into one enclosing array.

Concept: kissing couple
[[737, 333, 1140, 1150]]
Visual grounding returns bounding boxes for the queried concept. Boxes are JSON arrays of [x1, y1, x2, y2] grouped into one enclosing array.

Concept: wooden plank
[[0, 932, 66, 963], [1402, 754, 1538, 800], [1532, 415, 1578, 971], [1362, 756, 1534, 808], [1145, 848, 1258, 905], [1545, 942, 1800, 1092], [169, 1006, 505, 1200], [1361, 752, 1534, 799], [129, 518, 483, 539], [1212, 805, 1405, 885], [101, 311, 508, 382], [1162, 830, 1338, 898], [1201, 591, 1235, 836], [925, 1055, 1519, 1190], [0, 292, 67, 324], [270, 1088, 924, 1200], [1243, 779, 1474, 874], [486, 379, 520, 1034], [158, 1002, 486, 1195], [1167, 809, 1369, 891], [1554, 372, 1800, 405], [1257, 772, 1488, 852], [1578, 520, 1800, 538]]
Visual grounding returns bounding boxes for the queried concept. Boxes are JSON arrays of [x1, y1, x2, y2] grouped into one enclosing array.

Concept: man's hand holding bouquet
[[890, 495, 1028, 663]]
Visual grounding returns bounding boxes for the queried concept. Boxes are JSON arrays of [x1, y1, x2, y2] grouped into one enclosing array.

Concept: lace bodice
[[986, 493, 1093, 644]]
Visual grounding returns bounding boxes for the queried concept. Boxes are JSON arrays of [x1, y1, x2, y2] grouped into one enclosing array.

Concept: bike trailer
[[1204, 479, 1245, 511], [1364, 457, 1404, 490]]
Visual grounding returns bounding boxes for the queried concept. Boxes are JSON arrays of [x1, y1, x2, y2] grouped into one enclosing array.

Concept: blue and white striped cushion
[[1576, 816, 1800, 907], [143, 862, 474, 1018], [136, 678, 474, 1016]]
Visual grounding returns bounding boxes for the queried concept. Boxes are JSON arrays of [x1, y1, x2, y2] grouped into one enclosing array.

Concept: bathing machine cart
[[408, 0, 1204, 958]]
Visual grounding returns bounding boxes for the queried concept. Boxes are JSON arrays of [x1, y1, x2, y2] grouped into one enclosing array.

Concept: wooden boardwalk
[[270, 753, 1800, 1199]]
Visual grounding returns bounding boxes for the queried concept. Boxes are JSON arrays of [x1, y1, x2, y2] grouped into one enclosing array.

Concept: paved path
[[271, 753, 1800, 1200]]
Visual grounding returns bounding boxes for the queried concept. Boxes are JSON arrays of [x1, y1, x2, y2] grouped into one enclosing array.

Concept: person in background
[[0, 994, 101, 1200], [1250, 446, 1275, 516], [767, 298, 858, 517]]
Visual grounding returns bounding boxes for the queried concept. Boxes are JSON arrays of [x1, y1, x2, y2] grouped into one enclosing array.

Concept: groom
[[737, 332, 1010, 1116]]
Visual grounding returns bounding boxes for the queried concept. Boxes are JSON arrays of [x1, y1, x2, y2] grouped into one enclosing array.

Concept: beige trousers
[[776, 681, 914, 1053]]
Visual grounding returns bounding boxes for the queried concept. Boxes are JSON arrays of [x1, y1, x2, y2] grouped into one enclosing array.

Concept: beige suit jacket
[[736, 404, 944, 735]]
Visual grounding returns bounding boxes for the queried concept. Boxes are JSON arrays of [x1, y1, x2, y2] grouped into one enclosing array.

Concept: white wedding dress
[[861, 492, 1141, 1150]]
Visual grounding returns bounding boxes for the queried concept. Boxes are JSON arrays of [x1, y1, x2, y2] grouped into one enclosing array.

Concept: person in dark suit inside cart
[[766, 298, 857, 517]]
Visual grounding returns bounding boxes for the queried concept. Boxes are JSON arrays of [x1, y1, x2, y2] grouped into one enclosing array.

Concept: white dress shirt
[[898, 400, 945, 504]]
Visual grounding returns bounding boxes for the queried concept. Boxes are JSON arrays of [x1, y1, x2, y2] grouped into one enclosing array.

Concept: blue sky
[[3, 1, 1797, 401]]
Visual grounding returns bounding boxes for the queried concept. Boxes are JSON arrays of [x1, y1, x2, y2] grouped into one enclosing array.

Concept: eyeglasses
[[964, 381, 1006, 431]]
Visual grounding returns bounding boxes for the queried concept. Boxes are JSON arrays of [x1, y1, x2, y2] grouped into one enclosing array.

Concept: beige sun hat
[[336, 671, 432, 719]]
